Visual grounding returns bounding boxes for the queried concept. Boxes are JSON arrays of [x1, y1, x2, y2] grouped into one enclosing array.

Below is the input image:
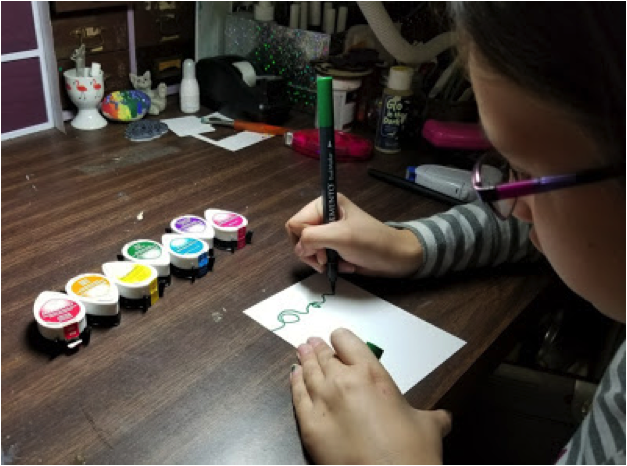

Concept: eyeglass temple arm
[[476, 174, 592, 201]]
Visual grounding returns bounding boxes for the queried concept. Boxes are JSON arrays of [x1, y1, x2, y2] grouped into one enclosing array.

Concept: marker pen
[[317, 76, 338, 293]]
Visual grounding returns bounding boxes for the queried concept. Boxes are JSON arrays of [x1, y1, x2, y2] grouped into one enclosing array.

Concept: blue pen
[[317, 76, 338, 293]]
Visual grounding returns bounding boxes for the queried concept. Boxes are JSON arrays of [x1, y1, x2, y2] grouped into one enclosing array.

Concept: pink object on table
[[285, 129, 373, 162], [422, 119, 492, 150]]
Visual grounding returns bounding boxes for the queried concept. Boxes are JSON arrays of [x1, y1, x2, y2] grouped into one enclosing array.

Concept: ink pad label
[[64, 323, 80, 341], [39, 299, 81, 323], [198, 252, 209, 268], [119, 264, 152, 283], [237, 227, 246, 249], [128, 241, 162, 260], [174, 217, 207, 233], [212, 213, 244, 228], [169, 237, 203, 255], [71, 276, 111, 298], [149, 278, 159, 305]]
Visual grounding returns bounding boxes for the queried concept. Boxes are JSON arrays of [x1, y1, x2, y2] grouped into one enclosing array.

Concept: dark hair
[[448, 2, 625, 166]]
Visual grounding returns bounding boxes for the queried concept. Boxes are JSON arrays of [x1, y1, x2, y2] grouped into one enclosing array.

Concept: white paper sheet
[[244, 274, 466, 394], [160, 116, 216, 137], [191, 113, 274, 151], [203, 112, 233, 122], [192, 131, 273, 151]]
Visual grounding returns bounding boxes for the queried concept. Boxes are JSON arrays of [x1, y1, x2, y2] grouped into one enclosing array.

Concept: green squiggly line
[[270, 292, 335, 332]]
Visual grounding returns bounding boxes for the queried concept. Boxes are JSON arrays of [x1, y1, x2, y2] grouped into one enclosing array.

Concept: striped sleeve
[[556, 341, 625, 465], [386, 201, 539, 278]]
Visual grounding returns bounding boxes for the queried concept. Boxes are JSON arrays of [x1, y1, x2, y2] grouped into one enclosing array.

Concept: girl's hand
[[290, 328, 451, 464], [285, 194, 423, 277]]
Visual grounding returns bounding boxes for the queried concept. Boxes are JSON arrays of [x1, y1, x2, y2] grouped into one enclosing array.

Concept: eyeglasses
[[472, 151, 624, 220]]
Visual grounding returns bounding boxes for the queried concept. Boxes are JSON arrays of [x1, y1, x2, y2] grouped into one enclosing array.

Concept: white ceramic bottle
[[180, 58, 200, 113]]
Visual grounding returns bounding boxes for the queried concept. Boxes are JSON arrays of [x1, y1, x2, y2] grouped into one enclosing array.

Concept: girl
[[285, 2, 625, 464]]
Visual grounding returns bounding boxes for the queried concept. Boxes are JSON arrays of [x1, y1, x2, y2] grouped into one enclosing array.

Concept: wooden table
[[1, 106, 555, 464]]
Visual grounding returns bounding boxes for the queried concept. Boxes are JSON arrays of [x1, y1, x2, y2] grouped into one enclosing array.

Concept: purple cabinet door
[[1, 2, 38, 54], [1, 59, 48, 133]]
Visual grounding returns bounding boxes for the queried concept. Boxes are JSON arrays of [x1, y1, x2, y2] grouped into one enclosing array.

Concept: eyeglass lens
[[480, 153, 518, 219]]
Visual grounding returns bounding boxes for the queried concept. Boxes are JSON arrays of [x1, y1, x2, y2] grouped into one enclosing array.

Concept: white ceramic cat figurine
[[129, 71, 167, 115]]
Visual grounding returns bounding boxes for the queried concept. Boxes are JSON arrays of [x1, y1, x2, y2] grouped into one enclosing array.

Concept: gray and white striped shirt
[[391, 201, 626, 464], [388, 201, 539, 277], [556, 341, 626, 465]]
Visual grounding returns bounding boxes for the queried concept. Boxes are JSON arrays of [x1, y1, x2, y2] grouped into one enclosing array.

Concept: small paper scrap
[[160, 116, 215, 137]]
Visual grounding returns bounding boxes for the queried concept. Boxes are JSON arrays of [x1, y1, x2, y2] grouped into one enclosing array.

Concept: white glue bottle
[[375, 66, 414, 154], [180, 58, 200, 113]]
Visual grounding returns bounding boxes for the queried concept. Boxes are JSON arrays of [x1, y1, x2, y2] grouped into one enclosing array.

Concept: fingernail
[[332, 327, 349, 337], [294, 242, 304, 256], [307, 337, 323, 347], [298, 344, 312, 356]]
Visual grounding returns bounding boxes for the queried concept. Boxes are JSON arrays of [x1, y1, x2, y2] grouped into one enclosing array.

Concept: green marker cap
[[366, 342, 384, 360], [317, 76, 334, 128]]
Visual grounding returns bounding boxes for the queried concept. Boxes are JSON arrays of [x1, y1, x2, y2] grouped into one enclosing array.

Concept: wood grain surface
[[1, 105, 555, 464]]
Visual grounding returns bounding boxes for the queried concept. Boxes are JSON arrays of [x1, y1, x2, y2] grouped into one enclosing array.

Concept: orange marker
[[201, 116, 289, 135]]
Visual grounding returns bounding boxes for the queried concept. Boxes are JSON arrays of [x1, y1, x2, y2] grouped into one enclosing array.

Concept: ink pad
[[33, 291, 89, 349]]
